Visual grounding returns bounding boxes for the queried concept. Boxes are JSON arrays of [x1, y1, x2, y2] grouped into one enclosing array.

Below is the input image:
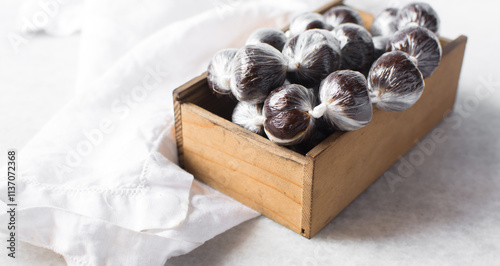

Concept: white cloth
[[1, 0, 331, 264]]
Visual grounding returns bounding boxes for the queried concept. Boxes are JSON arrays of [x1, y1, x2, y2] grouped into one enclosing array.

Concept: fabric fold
[[2, 0, 331, 264]]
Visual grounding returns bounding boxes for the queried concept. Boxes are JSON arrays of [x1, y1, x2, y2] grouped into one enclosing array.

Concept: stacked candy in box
[[207, 2, 442, 151]]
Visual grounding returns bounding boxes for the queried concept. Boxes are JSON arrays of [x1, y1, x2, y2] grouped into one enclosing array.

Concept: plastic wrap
[[231, 43, 287, 104], [323, 6, 363, 27], [288, 116, 336, 154], [232, 101, 265, 134], [245, 28, 287, 52], [207, 48, 238, 97], [388, 24, 442, 78], [331, 23, 374, 71], [396, 2, 440, 34], [288, 13, 332, 37], [282, 29, 341, 88], [313, 70, 372, 131], [263, 84, 316, 145], [372, 35, 390, 60], [371, 7, 398, 37], [367, 51, 425, 112]]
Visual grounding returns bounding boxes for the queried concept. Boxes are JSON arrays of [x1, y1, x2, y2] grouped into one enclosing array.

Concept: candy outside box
[[172, 0, 467, 238]]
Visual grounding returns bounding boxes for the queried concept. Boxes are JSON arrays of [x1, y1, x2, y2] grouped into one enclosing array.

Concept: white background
[[1, 0, 500, 265]]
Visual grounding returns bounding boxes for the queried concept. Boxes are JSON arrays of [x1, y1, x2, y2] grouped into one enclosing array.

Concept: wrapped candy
[[288, 13, 332, 37], [207, 48, 238, 97], [372, 35, 390, 60], [371, 8, 398, 37], [367, 51, 425, 112], [396, 2, 440, 34], [246, 28, 287, 52], [231, 43, 287, 104], [388, 24, 442, 78], [331, 23, 374, 71], [282, 29, 341, 88], [288, 119, 335, 154], [323, 6, 363, 27], [232, 101, 265, 134], [263, 84, 316, 145], [311, 70, 372, 131]]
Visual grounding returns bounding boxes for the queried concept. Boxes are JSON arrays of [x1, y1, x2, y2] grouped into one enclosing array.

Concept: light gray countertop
[[1, 0, 499, 265]]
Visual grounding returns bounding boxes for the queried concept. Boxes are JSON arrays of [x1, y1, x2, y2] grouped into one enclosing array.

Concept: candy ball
[[246, 28, 287, 52], [331, 23, 374, 71], [313, 70, 372, 131], [367, 51, 425, 112], [288, 13, 332, 37], [323, 6, 363, 27], [371, 8, 398, 37], [263, 84, 316, 145], [231, 43, 287, 104], [372, 35, 390, 60], [207, 48, 238, 97], [396, 2, 440, 34], [388, 24, 442, 78], [232, 101, 265, 134], [288, 119, 334, 154], [282, 29, 341, 88]]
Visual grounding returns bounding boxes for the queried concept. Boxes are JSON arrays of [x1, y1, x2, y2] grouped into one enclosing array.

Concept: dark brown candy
[[282, 29, 341, 88], [323, 6, 363, 27], [388, 24, 442, 78], [294, 116, 335, 153], [331, 23, 374, 71], [315, 70, 372, 131], [396, 2, 440, 34], [246, 28, 287, 51], [207, 48, 238, 97], [367, 51, 425, 112], [231, 43, 287, 104], [371, 7, 398, 37], [266, 111, 310, 139], [263, 84, 316, 145], [288, 13, 332, 37]]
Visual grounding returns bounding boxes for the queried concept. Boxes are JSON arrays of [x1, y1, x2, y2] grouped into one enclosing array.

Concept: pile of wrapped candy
[[207, 2, 442, 148]]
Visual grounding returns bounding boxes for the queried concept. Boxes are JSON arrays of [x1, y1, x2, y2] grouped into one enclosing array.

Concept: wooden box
[[173, 0, 467, 238]]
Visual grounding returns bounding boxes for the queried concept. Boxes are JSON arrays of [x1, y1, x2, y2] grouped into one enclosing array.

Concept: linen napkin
[[1, 0, 331, 264]]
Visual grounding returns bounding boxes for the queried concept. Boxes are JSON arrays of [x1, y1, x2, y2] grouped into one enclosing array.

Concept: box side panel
[[173, 73, 212, 168], [357, 9, 374, 31], [300, 158, 315, 238], [308, 36, 468, 237], [181, 103, 306, 233]]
